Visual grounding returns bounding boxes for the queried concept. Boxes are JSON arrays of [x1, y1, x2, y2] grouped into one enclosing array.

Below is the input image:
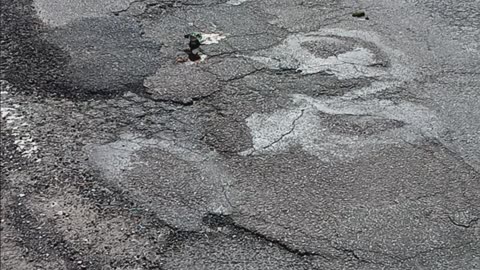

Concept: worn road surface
[[1, 0, 479, 269]]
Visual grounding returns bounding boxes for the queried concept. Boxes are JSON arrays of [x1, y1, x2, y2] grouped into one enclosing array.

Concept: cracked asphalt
[[1, 0, 479, 269]]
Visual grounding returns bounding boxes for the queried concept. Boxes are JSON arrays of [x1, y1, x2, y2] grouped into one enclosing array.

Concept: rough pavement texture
[[1, 0, 479, 269]]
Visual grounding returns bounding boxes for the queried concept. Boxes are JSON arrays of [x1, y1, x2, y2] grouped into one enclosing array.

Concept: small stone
[[352, 11, 366, 17], [18, 193, 26, 197], [176, 56, 189, 63]]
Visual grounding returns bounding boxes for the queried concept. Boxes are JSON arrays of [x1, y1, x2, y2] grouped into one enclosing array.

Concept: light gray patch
[[85, 134, 149, 180], [144, 64, 222, 104], [317, 29, 414, 81], [241, 94, 440, 161], [203, 114, 253, 153], [33, 0, 135, 27], [85, 135, 237, 230], [46, 17, 161, 94], [1, 81, 39, 159], [248, 34, 385, 79], [243, 108, 303, 152], [226, 0, 250, 6], [246, 29, 412, 81]]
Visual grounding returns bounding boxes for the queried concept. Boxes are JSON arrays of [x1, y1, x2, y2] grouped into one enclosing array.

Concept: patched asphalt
[[1, 0, 479, 269]]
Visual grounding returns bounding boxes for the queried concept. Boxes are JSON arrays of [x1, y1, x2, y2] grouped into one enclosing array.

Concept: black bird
[[184, 33, 202, 51]]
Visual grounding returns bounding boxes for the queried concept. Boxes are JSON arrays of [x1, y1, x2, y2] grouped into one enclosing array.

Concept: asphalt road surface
[[1, 0, 479, 269]]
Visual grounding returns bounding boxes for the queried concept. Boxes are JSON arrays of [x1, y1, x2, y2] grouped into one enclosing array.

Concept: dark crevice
[[448, 216, 479, 229], [200, 213, 320, 257], [230, 220, 319, 257]]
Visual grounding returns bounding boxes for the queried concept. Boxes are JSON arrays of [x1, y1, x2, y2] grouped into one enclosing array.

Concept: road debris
[[199, 33, 227, 45], [352, 11, 366, 18], [181, 32, 227, 63]]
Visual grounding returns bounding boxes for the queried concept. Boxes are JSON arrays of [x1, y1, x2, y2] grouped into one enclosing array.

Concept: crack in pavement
[[448, 216, 479, 229], [207, 215, 323, 258], [261, 109, 305, 150], [244, 109, 305, 156]]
